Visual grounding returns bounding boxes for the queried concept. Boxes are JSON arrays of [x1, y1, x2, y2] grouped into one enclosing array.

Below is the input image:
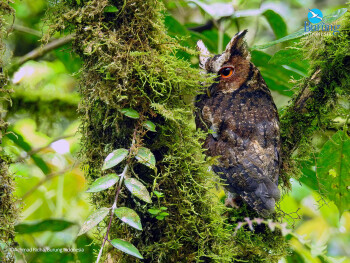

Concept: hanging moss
[[0, 1, 19, 262], [45, 0, 288, 262]]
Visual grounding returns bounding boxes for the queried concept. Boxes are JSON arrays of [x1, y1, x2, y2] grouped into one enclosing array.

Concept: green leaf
[[252, 28, 305, 50], [76, 234, 99, 263], [15, 219, 75, 234], [120, 108, 140, 119], [102, 148, 128, 170], [135, 147, 156, 168], [78, 207, 110, 236], [158, 212, 169, 217], [269, 48, 301, 65], [188, 0, 234, 20], [86, 173, 119, 193], [263, 10, 287, 39], [322, 8, 348, 24], [252, 8, 347, 50], [148, 208, 161, 215], [160, 207, 168, 211], [156, 215, 165, 220], [104, 5, 118, 13], [124, 178, 152, 203], [251, 50, 299, 96], [143, 121, 156, 132], [115, 207, 142, 230], [110, 239, 143, 259], [318, 130, 350, 216], [6, 131, 50, 174], [153, 190, 164, 198], [269, 48, 309, 74]]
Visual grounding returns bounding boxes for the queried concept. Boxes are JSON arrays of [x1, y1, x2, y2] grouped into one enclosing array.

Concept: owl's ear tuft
[[225, 30, 250, 59], [197, 40, 211, 70]]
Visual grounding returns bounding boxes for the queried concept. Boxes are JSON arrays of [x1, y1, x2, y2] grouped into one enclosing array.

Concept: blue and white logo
[[304, 8, 340, 35], [308, 8, 323, 24]]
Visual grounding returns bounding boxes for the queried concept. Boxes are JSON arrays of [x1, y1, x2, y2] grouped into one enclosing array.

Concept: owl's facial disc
[[198, 30, 250, 74]]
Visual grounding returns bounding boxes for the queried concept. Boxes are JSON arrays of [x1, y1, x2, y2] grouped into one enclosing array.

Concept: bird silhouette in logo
[[308, 9, 323, 23]]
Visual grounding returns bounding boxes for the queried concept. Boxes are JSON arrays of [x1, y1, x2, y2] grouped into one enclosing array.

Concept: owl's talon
[[225, 197, 239, 209]]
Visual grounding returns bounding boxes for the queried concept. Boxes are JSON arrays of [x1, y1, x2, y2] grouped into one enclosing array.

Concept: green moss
[[0, 2, 19, 262], [279, 13, 350, 186], [46, 0, 288, 262]]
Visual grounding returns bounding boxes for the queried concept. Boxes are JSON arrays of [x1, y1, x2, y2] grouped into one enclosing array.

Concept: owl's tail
[[243, 178, 280, 218]]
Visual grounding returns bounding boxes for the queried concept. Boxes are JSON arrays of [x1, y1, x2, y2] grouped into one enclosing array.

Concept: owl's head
[[197, 30, 251, 93]]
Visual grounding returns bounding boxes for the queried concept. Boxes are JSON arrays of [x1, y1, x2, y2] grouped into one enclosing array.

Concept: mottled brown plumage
[[195, 30, 281, 217]]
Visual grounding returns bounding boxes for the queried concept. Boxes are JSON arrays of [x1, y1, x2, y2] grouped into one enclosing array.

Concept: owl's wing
[[209, 118, 281, 217]]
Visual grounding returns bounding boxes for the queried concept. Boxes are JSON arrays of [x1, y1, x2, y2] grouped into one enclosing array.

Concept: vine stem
[[95, 164, 129, 263]]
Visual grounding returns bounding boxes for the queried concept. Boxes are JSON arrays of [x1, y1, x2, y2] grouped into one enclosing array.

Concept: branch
[[18, 165, 77, 201], [188, 20, 214, 32], [15, 34, 75, 67], [15, 134, 75, 163], [12, 24, 43, 38], [280, 68, 323, 157]]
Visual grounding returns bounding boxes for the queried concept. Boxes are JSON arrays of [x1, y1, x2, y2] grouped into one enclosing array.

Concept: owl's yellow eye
[[219, 67, 234, 78]]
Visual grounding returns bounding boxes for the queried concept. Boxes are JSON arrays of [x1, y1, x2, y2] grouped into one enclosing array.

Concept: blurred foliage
[[0, 0, 348, 262]]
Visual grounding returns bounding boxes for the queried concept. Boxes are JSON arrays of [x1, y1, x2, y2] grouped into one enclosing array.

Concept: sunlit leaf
[[102, 148, 128, 170], [78, 207, 110, 236], [115, 207, 142, 230], [310, 243, 327, 258], [318, 130, 350, 216], [15, 219, 75, 234], [263, 10, 287, 39], [143, 121, 156, 132], [104, 5, 118, 13], [153, 190, 164, 198], [120, 108, 140, 119], [148, 208, 160, 215], [124, 178, 152, 203], [110, 239, 143, 259], [135, 147, 156, 168], [188, 0, 234, 20], [86, 173, 119, 193]]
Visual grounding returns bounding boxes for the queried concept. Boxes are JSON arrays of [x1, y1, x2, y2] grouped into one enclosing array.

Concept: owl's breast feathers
[[195, 67, 281, 217]]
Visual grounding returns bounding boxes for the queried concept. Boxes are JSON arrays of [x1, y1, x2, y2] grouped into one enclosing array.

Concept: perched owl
[[195, 30, 281, 217]]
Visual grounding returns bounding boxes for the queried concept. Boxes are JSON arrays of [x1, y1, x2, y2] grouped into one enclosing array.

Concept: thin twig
[[18, 165, 77, 201], [12, 24, 43, 38], [15, 134, 75, 163], [16, 34, 75, 66], [95, 164, 128, 263]]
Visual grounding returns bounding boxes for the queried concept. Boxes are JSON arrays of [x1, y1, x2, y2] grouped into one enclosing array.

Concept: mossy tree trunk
[[0, 2, 19, 263], [44, 0, 350, 262]]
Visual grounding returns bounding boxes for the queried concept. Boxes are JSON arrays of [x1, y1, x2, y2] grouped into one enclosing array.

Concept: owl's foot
[[225, 197, 240, 209]]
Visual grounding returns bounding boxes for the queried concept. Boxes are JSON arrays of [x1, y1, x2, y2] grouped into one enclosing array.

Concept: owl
[[195, 30, 281, 217]]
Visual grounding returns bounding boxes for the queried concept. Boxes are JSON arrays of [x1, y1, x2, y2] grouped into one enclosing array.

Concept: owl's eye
[[219, 67, 234, 78]]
